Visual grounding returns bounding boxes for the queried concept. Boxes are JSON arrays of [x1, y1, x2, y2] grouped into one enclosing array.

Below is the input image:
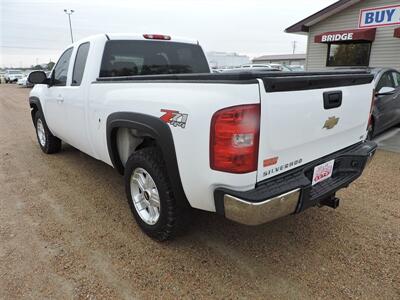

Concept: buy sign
[[359, 5, 400, 28]]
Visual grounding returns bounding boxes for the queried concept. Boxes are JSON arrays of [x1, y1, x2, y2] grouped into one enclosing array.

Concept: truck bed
[[90, 69, 375, 209], [95, 70, 374, 91]]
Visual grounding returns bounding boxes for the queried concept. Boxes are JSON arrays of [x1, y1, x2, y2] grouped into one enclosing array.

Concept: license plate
[[312, 159, 335, 186]]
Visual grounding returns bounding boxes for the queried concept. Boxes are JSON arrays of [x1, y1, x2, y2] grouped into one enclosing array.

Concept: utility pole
[[64, 9, 75, 43], [291, 40, 297, 54]]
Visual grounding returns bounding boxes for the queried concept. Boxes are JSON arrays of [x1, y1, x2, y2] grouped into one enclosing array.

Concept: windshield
[[9, 70, 22, 74], [100, 40, 210, 77]]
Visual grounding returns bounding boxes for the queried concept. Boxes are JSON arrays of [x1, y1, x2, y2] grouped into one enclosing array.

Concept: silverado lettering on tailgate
[[263, 158, 303, 177]]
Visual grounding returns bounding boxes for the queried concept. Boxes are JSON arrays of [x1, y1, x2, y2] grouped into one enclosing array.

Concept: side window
[[392, 72, 400, 88], [53, 48, 73, 86], [72, 42, 90, 86], [326, 42, 371, 67], [376, 72, 395, 92]]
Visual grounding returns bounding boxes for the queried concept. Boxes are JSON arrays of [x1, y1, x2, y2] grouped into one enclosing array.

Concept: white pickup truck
[[28, 33, 377, 241]]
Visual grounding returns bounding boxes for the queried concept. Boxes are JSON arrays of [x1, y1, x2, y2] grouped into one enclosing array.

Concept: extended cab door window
[[72, 42, 90, 86], [53, 47, 73, 86]]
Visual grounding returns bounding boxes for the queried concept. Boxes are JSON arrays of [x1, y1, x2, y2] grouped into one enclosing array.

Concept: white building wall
[[252, 59, 306, 65], [206, 52, 250, 69], [306, 0, 400, 71]]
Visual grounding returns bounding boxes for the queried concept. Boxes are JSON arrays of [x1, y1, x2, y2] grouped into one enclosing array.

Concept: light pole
[[63, 9, 75, 43], [291, 40, 297, 54]]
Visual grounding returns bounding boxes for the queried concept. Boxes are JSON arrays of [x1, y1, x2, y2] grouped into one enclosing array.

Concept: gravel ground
[[0, 84, 399, 299]]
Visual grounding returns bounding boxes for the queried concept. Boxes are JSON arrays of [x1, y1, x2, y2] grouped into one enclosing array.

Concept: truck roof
[[67, 33, 197, 46]]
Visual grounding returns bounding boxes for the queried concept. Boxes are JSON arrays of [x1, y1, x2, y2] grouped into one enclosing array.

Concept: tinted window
[[327, 42, 371, 67], [377, 72, 395, 92], [53, 48, 73, 86], [99, 40, 210, 77], [392, 72, 400, 87], [72, 42, 90, 86]]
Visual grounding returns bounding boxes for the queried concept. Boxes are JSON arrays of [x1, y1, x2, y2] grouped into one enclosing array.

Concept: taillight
[[143, 34, 171, 40], [210, 104, 260, 173]]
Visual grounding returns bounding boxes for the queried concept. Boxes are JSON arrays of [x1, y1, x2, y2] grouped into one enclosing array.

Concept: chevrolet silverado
[[28, 33, 377, 241]]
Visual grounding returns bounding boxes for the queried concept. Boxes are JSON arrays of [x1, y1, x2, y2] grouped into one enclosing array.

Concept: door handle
[[56, 95, 64, 103], [323, 91, 342, 109]]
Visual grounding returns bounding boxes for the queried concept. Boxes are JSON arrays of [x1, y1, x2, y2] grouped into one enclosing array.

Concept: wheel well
[[106, 113, 189, 207], [30, 103, 38, 123], [114, 127, 157, 170]]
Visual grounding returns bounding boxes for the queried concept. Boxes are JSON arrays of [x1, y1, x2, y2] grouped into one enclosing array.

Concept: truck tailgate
[[257, 74, 374, 182]]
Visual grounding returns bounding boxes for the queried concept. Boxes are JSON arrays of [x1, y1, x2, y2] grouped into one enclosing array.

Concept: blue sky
[[0, 0, 336, 68]]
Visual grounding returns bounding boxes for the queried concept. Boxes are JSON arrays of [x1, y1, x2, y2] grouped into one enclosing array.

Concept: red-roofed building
[[286, 0, 400, 71]]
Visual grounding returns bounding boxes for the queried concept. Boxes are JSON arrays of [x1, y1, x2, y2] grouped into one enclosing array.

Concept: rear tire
[[124, 147, 188, 241], [34, 111, 62, 154]]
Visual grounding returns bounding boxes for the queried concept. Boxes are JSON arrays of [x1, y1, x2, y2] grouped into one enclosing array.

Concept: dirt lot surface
[[0, 84, 399, 299]]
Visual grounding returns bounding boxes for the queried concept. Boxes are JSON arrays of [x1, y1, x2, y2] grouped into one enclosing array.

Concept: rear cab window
[[99, 40, 210, 77], [72, 42, 90, 86]]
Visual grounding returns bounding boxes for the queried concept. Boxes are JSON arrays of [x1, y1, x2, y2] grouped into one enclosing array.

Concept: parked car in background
[[222, 67, 281, 73], [268, 64, 292, 71], [17, 77, 26, 86], [5, 70, 23, 83], [224, 64, 281, 73], [0, 71, 5, 84], [17, 71, 34, 87], [285, 65, 305, 72], [240, 64, 278, 70], [367, 68, 400, 139], [17, 75, 33, 87]]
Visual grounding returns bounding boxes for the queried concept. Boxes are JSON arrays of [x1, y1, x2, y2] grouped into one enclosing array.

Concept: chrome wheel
[[130, 167, 161, 225], [36, 118, 46, 147]]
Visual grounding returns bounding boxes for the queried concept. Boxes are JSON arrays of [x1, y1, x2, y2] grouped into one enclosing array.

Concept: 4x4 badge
[[323, 116, 339, 130], [160, 109, 188, 129]]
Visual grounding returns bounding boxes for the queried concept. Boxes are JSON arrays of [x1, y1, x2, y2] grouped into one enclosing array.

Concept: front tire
[[124, 147, 187, 241], [34, 111, 62, 154]]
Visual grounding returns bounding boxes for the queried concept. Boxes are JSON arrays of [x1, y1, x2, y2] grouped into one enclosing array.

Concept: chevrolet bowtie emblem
[[323, 116, 340, 130]]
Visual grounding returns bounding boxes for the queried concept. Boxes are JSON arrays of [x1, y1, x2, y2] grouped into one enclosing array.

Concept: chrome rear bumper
[[215, 141, 377, 226], [223, 189, 300, 226]]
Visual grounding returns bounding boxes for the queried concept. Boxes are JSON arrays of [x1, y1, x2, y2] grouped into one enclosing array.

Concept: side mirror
[[376, 86, 396, 97], [28, 71, 48, 85]]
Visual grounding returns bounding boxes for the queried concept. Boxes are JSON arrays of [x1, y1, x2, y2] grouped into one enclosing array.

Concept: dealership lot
[[0, 85, 399, 299]]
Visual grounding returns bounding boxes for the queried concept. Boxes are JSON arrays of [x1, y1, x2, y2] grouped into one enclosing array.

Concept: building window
[[326, 42, 371, 67]]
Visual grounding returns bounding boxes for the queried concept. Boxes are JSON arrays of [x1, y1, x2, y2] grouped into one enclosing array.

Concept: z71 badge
[[160, 109, 188, 128]]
